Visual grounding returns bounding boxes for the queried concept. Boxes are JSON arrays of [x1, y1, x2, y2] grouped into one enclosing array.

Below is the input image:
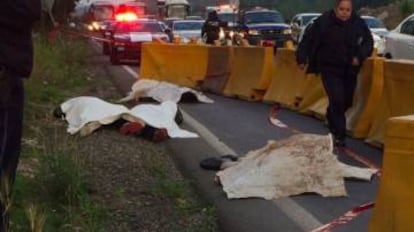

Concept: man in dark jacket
[[0, 0, 41, 229], [202, 10, 227, 44], [296, 0, 373, 147]]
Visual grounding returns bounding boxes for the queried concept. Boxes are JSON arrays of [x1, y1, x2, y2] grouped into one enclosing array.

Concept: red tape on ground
[[268, 105, 380, 231], [310, 202, 375, 232]]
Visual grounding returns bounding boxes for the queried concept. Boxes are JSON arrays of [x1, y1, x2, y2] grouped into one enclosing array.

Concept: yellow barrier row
[[201, 46, 232, 94], [140, 43, 209, 88], [366, 59, 414, 146], [140, 42, 414, 147], [368, 115, 414, 232], [346, 58, 385, 138], [263, 48, 308, 108], [223, 46, 274, 100]]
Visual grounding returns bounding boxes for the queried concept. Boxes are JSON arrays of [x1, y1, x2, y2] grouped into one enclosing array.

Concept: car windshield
[[302, 15, 319, 25], [116, 22, 162, 33], [218, 12, 237, 22], [363, 17, 385, 29], [173, 21, 203, 31], [244, 12, 284, 24]]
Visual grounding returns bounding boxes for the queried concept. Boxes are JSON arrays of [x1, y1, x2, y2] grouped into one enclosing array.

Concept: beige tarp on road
[[217, 134, 376, 200], [60, 96, 198, 138], [120, 79, 214, 104]]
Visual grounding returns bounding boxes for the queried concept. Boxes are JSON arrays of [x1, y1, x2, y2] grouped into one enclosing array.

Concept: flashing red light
[[115, 12, 138, 22]]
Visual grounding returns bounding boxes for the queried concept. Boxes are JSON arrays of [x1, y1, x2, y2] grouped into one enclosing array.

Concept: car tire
[[385, 53, 393, 59], [103, 42, 109, 55], [110, 49, 120, 65]]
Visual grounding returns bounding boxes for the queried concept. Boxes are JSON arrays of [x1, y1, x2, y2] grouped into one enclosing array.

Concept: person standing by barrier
[[202, 10, 227, 44], [0, 0, 41, 230], [296, 0, 373, 147]]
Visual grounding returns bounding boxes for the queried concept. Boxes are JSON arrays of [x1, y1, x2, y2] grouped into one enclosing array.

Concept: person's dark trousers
[[321, 67, 357, 142], [0, 70, 24, 231]]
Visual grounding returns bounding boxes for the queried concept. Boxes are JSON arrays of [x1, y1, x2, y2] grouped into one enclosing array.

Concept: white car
[[290, 13, 321, 42], [362, 16, 388, 55], [383, 13, 414, 59], [171, 19, 204, 42]]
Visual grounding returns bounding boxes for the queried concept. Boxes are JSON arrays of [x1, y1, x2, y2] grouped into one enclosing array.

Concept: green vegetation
[[8, 35, 107, 232]]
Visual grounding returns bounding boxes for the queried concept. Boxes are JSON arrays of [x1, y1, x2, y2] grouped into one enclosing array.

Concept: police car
[[108, 17, 170, 65]]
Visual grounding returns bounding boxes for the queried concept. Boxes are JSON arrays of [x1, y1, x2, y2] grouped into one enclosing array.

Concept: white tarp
[[120, 79, 214, 104], [60, 96, 198, 138], [217, 134, 377, 200]]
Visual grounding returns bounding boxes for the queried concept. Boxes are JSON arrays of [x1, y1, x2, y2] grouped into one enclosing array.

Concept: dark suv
[[238, 8, 292, 47]]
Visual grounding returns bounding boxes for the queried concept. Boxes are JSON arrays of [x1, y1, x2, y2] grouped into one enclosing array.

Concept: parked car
[[362, 16, 388, 55], [290, 13, 321, 43], [383, 13, 414, 59], [109, 19, 170, 64], [172, 19, 204, 42], [238, 7, 292, 47]]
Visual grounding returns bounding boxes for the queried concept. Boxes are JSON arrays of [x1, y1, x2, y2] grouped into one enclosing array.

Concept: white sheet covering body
[[217, 134, 377, 200], [60, 96, 198, 138], [120, 79, 214, 103]]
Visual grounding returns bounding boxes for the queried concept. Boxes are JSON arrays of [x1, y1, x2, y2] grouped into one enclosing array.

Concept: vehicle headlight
[[92, 22, 99, 30], [248, 29, 260, 35], [219, 28, 225, 39], [283, 29, 292, 35]]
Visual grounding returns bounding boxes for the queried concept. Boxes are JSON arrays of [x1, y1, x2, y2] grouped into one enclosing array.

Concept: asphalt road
[[95, 42, 382, 232]]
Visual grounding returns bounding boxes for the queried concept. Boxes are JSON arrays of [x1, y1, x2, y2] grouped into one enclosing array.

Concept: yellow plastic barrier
[[263, 48, 307, 109], [346, 58, 384, 138], [223, 46, 274, 100], [368, 115, 414, 232], [201, 46, 233, 94], [297, 74, 328, 118], [140, 43, 209, 88], [367, 60, 414, 146]]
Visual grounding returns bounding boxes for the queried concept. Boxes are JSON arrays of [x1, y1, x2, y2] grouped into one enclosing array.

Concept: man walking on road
[[0, 0, 41, 230], [296, 0, 373, 147]]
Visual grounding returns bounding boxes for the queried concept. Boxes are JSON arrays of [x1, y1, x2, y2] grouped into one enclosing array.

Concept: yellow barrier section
[[201, 46, 232, 94], [367, 60, 414, 146], [140, 43, 209, 88], [223, 46, 274, 100], [368, 115, 414, 232], [346, 58, 384, 138], [297, 74, 328, 117], [263, 48, 307, 108]]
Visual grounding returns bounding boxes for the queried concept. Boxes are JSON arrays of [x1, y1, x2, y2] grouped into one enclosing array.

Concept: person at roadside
[[201, 10, 227, 44], [0, 0, 41, 229], [296, 0, 373, 147]]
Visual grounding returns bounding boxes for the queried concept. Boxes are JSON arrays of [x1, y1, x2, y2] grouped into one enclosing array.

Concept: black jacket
[[202, 12, 227, 44], [296, 10, 373, 74], [0, 0, 41, 77]]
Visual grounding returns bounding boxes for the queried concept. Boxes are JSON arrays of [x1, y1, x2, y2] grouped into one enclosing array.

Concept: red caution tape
[[310, 202, 375, 232]]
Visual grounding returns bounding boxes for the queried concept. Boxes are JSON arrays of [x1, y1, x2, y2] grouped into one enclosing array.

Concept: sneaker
[[119, 122, 144, 135]]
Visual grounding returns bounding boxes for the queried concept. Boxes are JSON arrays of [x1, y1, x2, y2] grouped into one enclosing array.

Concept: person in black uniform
[[0, 0, 41, 229], [202, 10, 227, 44], [296, 0, 373, 147]]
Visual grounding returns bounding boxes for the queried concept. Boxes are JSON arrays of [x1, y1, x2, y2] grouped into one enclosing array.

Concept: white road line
[[122, 66, 323, 232], [122, 65, 138, 78]]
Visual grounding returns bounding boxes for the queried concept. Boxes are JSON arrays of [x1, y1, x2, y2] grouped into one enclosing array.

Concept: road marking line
[[123, 66, 323, 232], [122, 65, 138, 79]]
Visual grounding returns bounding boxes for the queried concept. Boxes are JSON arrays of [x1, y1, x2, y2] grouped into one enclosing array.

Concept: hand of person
[[352, 57, 360, 66]]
